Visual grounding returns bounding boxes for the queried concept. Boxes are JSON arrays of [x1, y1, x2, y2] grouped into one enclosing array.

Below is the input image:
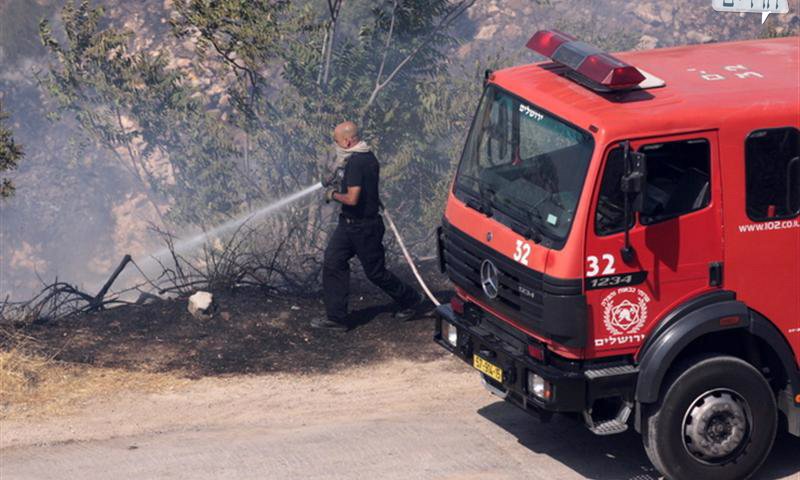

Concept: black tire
[[642, 355, 777, 480]]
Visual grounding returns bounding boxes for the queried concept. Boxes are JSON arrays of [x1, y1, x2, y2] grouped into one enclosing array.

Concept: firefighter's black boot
[[310, 318, 349, 332], [393, 292, 425, 321]]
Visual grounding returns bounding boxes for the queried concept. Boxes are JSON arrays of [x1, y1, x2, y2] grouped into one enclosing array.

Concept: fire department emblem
[[602, 287, 650, 336]]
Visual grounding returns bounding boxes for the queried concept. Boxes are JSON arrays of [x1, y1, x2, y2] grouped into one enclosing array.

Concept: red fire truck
[[435, 31, 799, 480]]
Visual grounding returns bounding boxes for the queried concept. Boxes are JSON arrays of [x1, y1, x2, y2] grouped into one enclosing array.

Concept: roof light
[[573, 51, 647, 90], [527, 29, 647, 91], [525, 30, 576, 58]]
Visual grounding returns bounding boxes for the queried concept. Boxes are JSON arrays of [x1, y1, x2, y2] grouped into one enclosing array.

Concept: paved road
[[2, 360, 799, 480]]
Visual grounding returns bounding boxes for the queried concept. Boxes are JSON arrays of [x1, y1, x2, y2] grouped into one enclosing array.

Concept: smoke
[[1, 0, 796, 303], [136, 183, 323, 277]]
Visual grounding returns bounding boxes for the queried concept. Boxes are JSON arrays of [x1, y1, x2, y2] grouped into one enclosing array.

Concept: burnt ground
[[12, 272, 453, 379]]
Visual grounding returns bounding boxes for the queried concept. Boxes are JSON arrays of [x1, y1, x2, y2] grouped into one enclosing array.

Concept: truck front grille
[[440, 220, 586, 338]]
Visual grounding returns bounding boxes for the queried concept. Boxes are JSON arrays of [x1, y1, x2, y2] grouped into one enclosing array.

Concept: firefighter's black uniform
[[322, 151, 418, 325]]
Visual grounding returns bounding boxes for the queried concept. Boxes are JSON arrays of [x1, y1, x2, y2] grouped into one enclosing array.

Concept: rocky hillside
[[461, 0, 798, 58]]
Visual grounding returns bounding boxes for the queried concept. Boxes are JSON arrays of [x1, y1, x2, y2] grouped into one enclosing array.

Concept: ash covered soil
[[19, 280, 451, 378]]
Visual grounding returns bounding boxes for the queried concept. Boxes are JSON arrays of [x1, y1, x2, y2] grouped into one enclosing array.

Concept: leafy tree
[[33, 0, 484, 289], [172, 0, 475, 246], [0, 103, 23, 198], [39, 0, 246, 224]]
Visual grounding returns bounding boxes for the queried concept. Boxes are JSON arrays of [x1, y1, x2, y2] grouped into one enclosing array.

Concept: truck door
[[726, 127, 800, 361], [586, 132, 723, 355]]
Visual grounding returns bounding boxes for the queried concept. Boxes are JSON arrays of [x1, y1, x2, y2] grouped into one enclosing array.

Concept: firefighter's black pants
[[323, 215, 417, 324]]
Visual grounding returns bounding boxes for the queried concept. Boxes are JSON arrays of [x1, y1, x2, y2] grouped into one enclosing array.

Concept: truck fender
[[635, 298, 749, 404], [748, 310, 800, 398], [636, 297, 800, 405]]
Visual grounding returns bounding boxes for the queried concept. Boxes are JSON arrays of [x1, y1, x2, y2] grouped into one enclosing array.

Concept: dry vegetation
[[0, 326, 187, 420], [0, 263, 447, 420], [0, 220, 330, 419]]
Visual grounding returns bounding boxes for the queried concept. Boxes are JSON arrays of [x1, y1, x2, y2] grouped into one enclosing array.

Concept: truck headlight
[[528, 372, 551, 400], [444, 322, 458, 347]]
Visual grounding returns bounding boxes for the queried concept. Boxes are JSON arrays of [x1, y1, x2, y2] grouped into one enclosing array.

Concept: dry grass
[[0, 328, 188, 420]]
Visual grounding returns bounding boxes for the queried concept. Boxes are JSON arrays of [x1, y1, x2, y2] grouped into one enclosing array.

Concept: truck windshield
[[454, 86, 594, 247]]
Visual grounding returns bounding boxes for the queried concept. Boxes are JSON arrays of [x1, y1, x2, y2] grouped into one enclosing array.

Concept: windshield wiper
[[458, 173, 494, 217], [494, 196, 545, 244], [465, 197, 493, 217]]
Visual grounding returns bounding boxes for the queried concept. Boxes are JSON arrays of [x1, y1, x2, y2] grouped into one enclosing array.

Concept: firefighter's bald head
[[333, 121, 359, 148]]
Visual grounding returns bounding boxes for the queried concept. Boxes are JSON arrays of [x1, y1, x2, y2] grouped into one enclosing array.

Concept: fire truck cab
[[435, 31, 799, 480]]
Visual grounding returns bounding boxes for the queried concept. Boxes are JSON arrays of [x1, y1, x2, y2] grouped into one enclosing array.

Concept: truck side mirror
[[621, 151, 648, 213], [619, 141, 647, 263]]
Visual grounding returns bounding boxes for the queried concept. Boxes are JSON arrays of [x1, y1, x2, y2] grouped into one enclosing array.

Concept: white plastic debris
[[188, 291, 216, 320]]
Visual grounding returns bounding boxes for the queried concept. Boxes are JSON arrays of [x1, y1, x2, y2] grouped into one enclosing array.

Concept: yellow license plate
[[473, 355, 503, 383]]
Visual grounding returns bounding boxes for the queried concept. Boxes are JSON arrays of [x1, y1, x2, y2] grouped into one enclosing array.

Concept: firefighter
[[312, 121, 422, 331]]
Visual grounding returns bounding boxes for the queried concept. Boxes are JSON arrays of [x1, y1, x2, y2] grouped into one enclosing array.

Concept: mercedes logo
[[480, 259, 499, 299]]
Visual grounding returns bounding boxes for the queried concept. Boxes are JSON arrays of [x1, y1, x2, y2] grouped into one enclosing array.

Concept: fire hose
[[382, 209, 441, 307]]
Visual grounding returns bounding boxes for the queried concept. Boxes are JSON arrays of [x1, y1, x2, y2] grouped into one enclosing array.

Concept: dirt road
[[2, 356, 798, 480]]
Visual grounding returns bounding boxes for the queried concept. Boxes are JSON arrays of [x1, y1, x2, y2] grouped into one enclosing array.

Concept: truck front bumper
[[435, 304, 637, 417]]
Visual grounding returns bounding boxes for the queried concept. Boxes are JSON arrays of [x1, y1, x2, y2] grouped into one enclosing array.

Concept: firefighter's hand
[[324, 188, 336, 204], [321, 168, 341, 188]]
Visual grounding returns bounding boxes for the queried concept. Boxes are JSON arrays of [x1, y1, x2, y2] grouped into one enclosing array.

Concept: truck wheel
[[642, 355, 777, 480]]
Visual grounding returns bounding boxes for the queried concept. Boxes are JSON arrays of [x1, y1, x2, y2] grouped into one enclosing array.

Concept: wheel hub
[[683, 389, 751, 463]]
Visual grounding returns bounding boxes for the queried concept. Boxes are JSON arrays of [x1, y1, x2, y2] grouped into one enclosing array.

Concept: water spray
[[130, 179, 440, 308], [138, 182, 324, 273]]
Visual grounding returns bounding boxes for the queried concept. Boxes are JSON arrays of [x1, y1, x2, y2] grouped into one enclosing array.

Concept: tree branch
[[316, 27, 330, 85], [321, 0, 342, 88], [361, 0, 475, 116], [113, 107, 166, 223], [374, 0, 399, 92]]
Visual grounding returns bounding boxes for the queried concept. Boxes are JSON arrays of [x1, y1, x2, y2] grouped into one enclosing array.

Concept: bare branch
[[321, 0, 343, 88], [361, 0, 475, 115], [113, 107, 166, 223], [316, 27, 330, 85], [374, 0, 399, 92]]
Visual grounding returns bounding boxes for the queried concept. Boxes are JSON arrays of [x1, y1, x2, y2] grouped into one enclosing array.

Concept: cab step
[[584, 364, 638, 380], [583, 401, 633, 436]]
